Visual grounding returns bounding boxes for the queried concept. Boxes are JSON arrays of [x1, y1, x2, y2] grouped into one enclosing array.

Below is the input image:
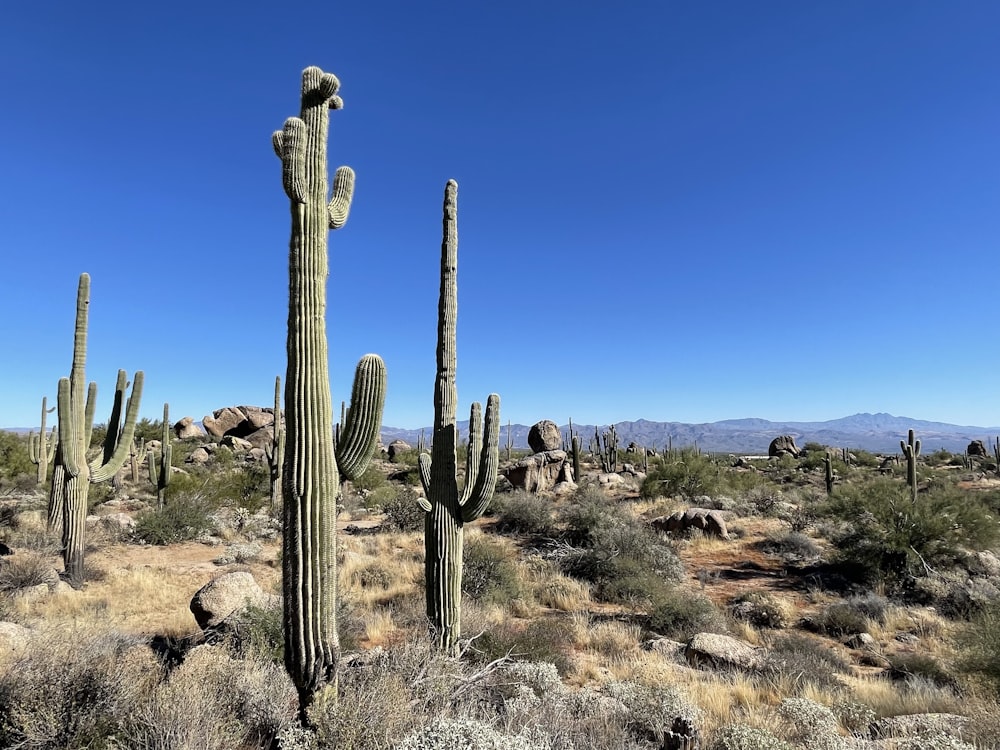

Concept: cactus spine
[[418, 180, 500, 655], [264, 376, 285, 511], [900, 428, 921, 502], [57, 274, 143, 586], [147, 403, 172, 508], [274, 66, 386, 713], [28, 397, 56, 485]]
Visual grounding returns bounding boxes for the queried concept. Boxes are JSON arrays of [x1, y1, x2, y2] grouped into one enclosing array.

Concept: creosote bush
[[134, 492, 216, 544]]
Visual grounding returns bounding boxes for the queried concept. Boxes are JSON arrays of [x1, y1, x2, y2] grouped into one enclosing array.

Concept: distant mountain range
[[7, 412, 998, 455], [381, 413, 1000, 455]]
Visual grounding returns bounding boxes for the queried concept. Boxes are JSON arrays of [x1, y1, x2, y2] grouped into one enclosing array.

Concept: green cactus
[[900, 428, 921, 502], [274, 66, 386, 714], [129, 437, 145, 483], [147, 403, 172, 508], [57, 273, 143, 586], [417, 180, 500, 655], [596, 424, 619, 473], [264, 376, 285, 511], [824, 452, 834, 496], [28, 397, 56, 485]]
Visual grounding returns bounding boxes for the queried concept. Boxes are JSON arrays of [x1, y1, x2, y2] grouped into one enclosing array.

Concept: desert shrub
[[764, 632, 851, 691], [709, 724, 794, 750], [887, 651, 957, 688], [0, 431, 33, 488], [832, 699, 875, 735], [641, 449, 722, 501], [776, 697, 840, 745], [729, 590, 790, 629], [808, 600, 872, 636], [956, 600, 1000, 696], [380, 487, 426, 532], [225, 602, 284, 663], [134, 493, 215, 544], [647, 587, 724, 640], [396, 718, 543, 750], [0, 550, 55, 592], [489, 490, 555, 536], [473, 617, 574, 675], [823, 478, 1000, 584], [462, 535, 522, 604], [756, 529, 823, 562], [351, 463, 387, 493]]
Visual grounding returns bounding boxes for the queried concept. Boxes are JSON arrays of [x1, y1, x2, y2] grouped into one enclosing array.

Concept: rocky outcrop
[[768, 435, 801, 458], [967, 439, 989, 457], [202, 406, 281, 441], [528, 420, 561, 453], [651, 508, 729, 539], [503, 450, 570, 493], [387, 440, 412, 461], [173, 416, 206, 440]]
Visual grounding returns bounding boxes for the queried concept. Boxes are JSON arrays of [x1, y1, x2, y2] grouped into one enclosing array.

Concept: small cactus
[[824, 452, 834, 496], [28, 397, 56, 485], [900, 428, 921, 502], [418, 180, 500, 655], [264, 376, 285, 511], [147, 403, 172, 507]]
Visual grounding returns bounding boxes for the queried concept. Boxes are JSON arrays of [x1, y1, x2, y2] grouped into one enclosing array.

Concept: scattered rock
[[967, 440, 989, 457], [221, 435, 254, 452], [685, 632, 764, 671], [0, 622, 31, 656], [187, 447, 211, 464], [651, 508, 730, 539], [527, 420, 561, 453], [189, 571, 272, 630]]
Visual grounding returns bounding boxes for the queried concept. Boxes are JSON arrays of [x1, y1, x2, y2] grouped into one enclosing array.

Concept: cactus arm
[[89, 372, 144, 483], [460, 402, 483, 502], [28, 432, 39, 463], [460, 393, 501, 523], [99, 370, 128, 466], [276, 117, 307, 203], [83, 382, 97, 448], [417, 453, 433, 506], [327, 166, 355, 229], [58, 377, 84, 478], [334, 354, 386, 481]]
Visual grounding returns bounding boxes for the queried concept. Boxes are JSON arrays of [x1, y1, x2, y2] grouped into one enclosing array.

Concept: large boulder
[[685, 632, 764, 671], [968, 439, 989, 457], [768, 435, 801, 458], [651, 508, 729, 539], [503, 450, 568, 493], [174, 416, 206, 440], [189, 571, 272, 630], [527, 420, 561, 453], [387, 440, 412, 461], [203, 406, 281, 441]]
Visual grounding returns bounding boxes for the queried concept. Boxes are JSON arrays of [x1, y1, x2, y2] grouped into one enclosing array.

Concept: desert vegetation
[[3, 64, 1000, 750]]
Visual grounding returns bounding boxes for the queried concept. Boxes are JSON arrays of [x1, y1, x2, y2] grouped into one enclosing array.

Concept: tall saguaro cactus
[[900, 428, 921, 502], [148, 403, 172, 508], [418, 180, 501, 655], [28, 397, 56, 485], [274, 66, 386, 714], [57, 273, 143, 586]]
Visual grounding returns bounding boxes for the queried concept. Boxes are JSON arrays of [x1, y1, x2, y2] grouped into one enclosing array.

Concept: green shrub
[[380, 487, 426, 532], [887, 651, 957, 688], [472, 617, 574, 675], [764, 633, 851, 691], [134, 494, 214, 544], [647, 587, 724, 640], [0, 431, 33, 489], [490, 490, 555, 536], [641, 450, 722, 501], [462, 535, 522, 604], [957, 600, 1000, 696]]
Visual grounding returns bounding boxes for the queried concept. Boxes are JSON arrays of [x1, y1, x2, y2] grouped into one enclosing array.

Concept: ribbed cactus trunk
[[274, 66, 385, 717], [266, 375, 285, 511], [901, 428, 921, 503], [57, 274, 143, 586], [418, 181, 500, 655], [148, 403, 171, 508], [28, 398, 54, 485]]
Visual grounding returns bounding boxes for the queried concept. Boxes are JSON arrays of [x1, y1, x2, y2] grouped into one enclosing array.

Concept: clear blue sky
[[2, 1, 999, 430]]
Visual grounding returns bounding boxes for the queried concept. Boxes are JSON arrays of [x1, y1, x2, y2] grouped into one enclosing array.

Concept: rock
[[12, 584, 50, 603], [643, 637, 686, 661], [527, 420, 561, 453], [187, 447, 211, 464], [242, 427, 275, 451], [203, 407, 245, 438], [651, 508, 729, 539], [387, 440, 412, 461], [870, 713, 971, 741], [844, 632, 879, 651], [685, 632, 764, 671], [221, 435, 253, 452], [189, 571, 270, 630], [174, 416, 206, 440], [967, 440, 989, 457], [248, 447, 267, 462], [0, 621, 31, 656], [244, 408, 274, 431], [503, 450, 567, 492], [768, 435, 801, 458], [100, 512, 137, 531], [972, 550, 1000, 577]]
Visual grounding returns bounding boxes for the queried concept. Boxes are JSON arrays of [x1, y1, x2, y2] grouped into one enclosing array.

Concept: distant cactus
[[264, 376, 285, 510], [417, 180, 500, 655], [900, 428, 921, 502], [128, 437, 145, 483], [273, 66, 386, 714], [824, 452, 834, 496], [28, 397, 56, 485], [57, 273, 143, 586], [596, 424, 619, 473], [147, 403, 172, 508]]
